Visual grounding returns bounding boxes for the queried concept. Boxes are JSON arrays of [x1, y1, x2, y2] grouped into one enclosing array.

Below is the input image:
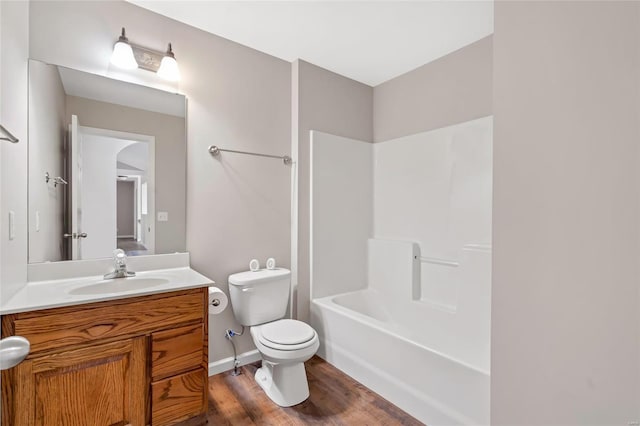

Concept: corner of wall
[[0, 0, 30, 302], [372, 35, 493, 142], [292, 59, 373, 322], [290, 59, 300, 319]]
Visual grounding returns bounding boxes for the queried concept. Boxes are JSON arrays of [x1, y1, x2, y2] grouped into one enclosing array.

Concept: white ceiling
[[58, 66, 186, 117], [128, 1, 494, 86]]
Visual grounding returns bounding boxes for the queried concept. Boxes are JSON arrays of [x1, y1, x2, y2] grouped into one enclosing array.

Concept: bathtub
[[310, 288, 490, 425]]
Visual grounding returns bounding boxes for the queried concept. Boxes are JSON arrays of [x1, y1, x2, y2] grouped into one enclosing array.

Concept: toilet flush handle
[[241, 288, 254, 293]]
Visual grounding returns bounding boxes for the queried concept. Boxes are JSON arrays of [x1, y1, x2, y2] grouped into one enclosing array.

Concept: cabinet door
[[8, 337, 147, 426]]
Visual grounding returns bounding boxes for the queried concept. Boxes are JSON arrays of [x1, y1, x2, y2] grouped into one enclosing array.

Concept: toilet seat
[[256, 319, 317, 351]]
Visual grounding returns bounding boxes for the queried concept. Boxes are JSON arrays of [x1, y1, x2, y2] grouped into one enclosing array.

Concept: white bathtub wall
[[369, 117, 493, 372], [310, 131, 373, 299], [367, 238, 420, 301], [374, 116, 492, 307], [374, 116, 492, 256], [366, 238, 491, 371]]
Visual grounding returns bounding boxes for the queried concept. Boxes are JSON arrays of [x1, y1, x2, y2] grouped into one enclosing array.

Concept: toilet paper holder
[[208, 286, 228, 315]]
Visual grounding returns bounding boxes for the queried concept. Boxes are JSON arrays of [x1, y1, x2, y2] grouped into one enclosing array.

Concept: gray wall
[[374, 35, 493, 142], [27, 60, 66, 263], [29, 0, 291, 364], [491, 1, 640, 423], [293, 59, 373, 322], [116, 181, 135, 237], [0, 1, 29, 301], [65, 95, 186, 255]]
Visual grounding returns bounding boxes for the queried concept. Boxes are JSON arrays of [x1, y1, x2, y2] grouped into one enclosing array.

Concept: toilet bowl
[[228, 268, 319, 407], [250, 319, 319, 406]]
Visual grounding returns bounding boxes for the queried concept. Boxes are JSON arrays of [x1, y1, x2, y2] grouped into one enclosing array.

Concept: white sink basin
[[0, 264, 214, 315], [68, 277, 170, 295]]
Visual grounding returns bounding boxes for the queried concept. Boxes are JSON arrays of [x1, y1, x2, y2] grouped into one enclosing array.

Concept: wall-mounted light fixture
[[110, 27, 180, 81], [110, 28, 138, 70], [157, 43, 180, 82]]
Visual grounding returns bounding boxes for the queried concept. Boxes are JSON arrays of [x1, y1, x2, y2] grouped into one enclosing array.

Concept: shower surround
[[309, 116, 493, 425]]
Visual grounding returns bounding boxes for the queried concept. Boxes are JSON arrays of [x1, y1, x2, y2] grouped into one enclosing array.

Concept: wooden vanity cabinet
[[1, 287, 209, 426]]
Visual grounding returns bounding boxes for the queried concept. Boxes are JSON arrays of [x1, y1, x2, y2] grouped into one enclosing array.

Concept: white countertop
[[0, 267, 214, 315]]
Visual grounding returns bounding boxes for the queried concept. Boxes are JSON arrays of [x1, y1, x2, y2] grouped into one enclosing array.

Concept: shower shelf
[[418, 256, 459, 267]]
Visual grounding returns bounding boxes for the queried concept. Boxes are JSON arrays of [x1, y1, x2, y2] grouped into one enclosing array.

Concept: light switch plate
[[157, 211, 169, 222]]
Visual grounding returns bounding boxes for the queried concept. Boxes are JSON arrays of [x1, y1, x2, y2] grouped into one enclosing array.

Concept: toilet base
[[254, 360, 310, 407]]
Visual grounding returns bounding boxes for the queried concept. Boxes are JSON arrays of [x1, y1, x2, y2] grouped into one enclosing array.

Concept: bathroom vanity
[[0, 264, 211, 426]]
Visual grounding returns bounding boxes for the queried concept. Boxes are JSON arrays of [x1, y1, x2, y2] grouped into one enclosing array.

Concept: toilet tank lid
[[228, 268, 291, 286]]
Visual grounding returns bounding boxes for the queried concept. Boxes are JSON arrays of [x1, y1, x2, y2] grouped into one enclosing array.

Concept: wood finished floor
[[207, 356, 423, 425]]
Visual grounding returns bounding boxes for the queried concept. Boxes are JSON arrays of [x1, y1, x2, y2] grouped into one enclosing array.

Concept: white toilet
[[228, 268, 319, 407]]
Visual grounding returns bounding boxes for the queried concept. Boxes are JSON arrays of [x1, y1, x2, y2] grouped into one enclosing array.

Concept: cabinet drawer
[[152, 323, 203, 380], [151, 368, 207, 426], [12, 290, 205, 354]]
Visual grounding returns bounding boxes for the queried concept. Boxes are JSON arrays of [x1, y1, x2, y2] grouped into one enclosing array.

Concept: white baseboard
[[117, 235, 135, 239], [208, 349, 262, 376]]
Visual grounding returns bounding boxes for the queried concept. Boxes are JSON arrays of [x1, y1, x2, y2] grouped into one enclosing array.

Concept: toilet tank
[[228, 268, 291, 326]]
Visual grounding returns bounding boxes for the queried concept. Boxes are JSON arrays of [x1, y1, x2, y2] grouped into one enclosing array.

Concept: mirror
[[28, 59, 187, 263]]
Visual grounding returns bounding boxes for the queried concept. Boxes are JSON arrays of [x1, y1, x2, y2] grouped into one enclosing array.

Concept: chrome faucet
[[104, 249, 136, 279]]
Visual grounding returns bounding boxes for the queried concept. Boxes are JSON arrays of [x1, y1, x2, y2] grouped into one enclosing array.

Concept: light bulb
[[110, 28, 137, 70], [157, 43, 180, 81]]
